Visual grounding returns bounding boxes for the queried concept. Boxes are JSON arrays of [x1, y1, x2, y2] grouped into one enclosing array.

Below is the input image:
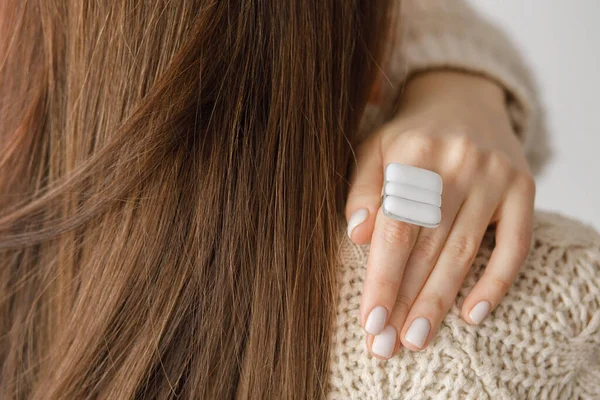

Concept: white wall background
[[469, 1, 600, 229]]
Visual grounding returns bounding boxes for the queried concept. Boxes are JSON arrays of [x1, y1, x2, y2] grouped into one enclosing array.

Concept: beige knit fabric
[[330, 212, 600, 399], [329, 1, 600, 398]]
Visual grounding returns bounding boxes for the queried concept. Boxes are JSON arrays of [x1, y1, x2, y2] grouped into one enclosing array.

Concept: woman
[[0, 0, 598, 399]]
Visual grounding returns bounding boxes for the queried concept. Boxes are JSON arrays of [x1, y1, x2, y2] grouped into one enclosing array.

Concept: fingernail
[[469, 301, 491, 324], [371, 325, 396, 359], [365, 306, 387, 335], [405, 317, 430, 348], [347, 208, 369, 240]]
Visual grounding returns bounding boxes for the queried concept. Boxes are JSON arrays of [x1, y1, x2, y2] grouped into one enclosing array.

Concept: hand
[[345, 71, 535, 359]]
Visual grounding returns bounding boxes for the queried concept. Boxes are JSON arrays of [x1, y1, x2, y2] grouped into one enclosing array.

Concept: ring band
[[382, 163, 442, 228]]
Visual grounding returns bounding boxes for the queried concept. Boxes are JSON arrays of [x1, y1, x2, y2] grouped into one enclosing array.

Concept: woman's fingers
[[398, 174, 507, 351], [461, 172, 536, 324], [361, 207, 419, 344], [345, 136, 382, 244], [371, 185, 463, 357], [359, 138, 439, 356], [350, 130, 533, 358]]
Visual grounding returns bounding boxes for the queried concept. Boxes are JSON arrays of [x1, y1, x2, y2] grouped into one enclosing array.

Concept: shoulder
[[329, 211, 600, 399]]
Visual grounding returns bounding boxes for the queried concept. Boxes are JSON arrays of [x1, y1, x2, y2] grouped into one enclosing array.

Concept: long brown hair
[[0, 1, 392, 398]]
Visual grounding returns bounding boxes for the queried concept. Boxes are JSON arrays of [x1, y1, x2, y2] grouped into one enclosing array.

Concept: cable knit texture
[[331, 0, 599, 398], [329, 212, 600, 399]]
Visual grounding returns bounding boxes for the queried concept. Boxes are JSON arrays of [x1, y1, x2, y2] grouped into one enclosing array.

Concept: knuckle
[[420, 294, 447, 316], [450, 133, 476, 156], [410, 235, 439, 265], [373, 275, 402, 293], [487, 151, 513, 176], [488, 275, 512, 295], [447, 235, 480, 267], [513, 171, 536, 197], [403, 133, 437, 161], [512, 232, 533, 260], [381, 220, 416, 250], [394, 293, 414, 315], [348, 183, 381, 203], [444, 134, 479, 173]]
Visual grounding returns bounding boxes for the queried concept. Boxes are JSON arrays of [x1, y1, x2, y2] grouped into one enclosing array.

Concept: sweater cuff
[[391, 4, 551, 174]]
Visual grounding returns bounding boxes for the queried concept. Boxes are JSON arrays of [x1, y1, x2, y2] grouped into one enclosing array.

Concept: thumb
[[345, 136, 383, 244]]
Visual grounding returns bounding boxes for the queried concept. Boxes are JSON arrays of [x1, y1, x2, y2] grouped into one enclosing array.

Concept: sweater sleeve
[[386, 0, 551, 174]]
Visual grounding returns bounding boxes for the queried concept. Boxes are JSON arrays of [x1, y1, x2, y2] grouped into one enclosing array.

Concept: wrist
[[397, 70, 508, 117]]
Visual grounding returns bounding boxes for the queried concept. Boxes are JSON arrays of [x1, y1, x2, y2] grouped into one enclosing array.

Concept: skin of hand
[[345, 70, 536, 359]]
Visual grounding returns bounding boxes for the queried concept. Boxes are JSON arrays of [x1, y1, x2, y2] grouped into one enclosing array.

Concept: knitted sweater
[[329, 1, 600, 399]]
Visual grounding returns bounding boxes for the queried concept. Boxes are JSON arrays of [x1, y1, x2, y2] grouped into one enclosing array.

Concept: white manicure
[[405, 317, 430, 348], [347, 208, 369, 240], [365, 306, 387, 335], [371, 325, 396, 358], [469, 301, 491, 324]]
